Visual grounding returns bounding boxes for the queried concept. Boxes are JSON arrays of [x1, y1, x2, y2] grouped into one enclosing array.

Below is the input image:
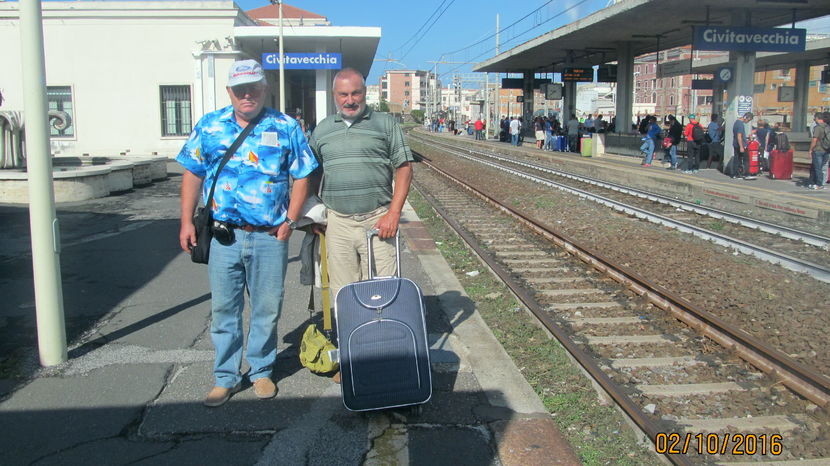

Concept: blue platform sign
[[262, 53, 342, 70], [693, 26, 806, 52]]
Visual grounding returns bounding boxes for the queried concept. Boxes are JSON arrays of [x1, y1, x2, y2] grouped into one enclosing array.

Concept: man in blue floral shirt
[[177, 60, 318, 407]]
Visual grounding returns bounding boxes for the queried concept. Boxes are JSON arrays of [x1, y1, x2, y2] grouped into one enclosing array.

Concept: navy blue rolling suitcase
[[555, 135, 567, 152], [334, 230, 432, 411]]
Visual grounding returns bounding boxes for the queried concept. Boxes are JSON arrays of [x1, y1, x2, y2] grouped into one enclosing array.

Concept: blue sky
[[235, 0, 611, 84]]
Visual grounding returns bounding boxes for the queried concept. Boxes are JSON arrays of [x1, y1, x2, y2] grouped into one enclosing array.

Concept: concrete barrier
[[0, 155, 168, 204]]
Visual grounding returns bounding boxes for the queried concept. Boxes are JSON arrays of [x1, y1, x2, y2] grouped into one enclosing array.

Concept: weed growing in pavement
[[408, 188, 655, 465], [709, 221, 725, 231]]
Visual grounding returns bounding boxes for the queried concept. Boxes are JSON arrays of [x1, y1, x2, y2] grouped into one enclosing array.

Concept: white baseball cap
[[228, 60, 265, 88]]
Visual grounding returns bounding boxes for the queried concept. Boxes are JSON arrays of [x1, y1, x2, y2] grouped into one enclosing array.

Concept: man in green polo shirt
[[309, 67, 414, 302]]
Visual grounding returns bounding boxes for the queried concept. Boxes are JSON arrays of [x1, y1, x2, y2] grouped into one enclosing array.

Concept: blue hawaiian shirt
[[176, 106, 318, 227]]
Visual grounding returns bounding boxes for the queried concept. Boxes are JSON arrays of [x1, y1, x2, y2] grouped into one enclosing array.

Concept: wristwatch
[[285, 217, 298, 230]]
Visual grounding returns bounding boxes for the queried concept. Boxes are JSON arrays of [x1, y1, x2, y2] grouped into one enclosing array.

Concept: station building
[[0, 1, 380, 159]]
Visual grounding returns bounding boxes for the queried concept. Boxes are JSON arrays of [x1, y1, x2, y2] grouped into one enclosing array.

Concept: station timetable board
[[562, 67, 593, 82]]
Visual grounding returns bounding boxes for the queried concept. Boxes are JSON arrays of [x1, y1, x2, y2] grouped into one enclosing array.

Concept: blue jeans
[[511, 133, 519, 146], [208, 231, 288, 388], [664, 144, 677, 167], [811, 150, 828, 187], [544, 132, 553, 150], [641, 138, 655, 164]]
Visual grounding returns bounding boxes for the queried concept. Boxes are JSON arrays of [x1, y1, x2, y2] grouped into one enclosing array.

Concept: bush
[[410, 109, 425, 124]]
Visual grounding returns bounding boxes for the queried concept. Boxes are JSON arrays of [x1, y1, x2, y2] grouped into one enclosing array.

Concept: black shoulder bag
[[190, 110, 265, 264]]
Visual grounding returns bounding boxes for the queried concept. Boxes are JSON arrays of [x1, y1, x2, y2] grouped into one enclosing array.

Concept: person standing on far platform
[[177, 60, 318, 407], [474, 117, 484, 140], [683, 114, 705, 174], [640, 116, 660, 167], [307, 68, 415, 384], [566, 114, 579, 152], [509, 116, 521, 146], [663, 115, 682, 170], [807, 112, 829, 190], [732, 112, 754, 180]]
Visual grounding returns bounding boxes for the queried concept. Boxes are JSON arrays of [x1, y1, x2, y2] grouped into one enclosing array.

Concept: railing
[[0, 110, 71, 169]]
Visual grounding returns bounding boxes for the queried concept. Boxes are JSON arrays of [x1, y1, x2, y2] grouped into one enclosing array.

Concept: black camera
[[212, 220, 235, 246]]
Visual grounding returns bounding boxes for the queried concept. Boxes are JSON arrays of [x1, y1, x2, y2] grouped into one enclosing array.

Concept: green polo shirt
[[309, 108, 414, 215]]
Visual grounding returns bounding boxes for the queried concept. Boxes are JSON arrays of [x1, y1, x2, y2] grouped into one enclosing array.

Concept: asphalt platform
[[0, 163, 580, 465]]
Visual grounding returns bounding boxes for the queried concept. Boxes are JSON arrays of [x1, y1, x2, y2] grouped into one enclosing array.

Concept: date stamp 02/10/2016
[[655, 432, 784, 456]]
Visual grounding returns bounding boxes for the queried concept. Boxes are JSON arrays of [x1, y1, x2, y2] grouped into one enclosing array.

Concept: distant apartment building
[[440, 87, 478, 121], [633, 46, 723, 120], [495, 89, 524, 119], [379, 70, 436, 112], [366, 84, 380, 108], [753, 65, 829, 130]]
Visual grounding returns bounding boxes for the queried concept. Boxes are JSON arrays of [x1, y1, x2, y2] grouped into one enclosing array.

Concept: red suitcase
[[768, 149, 793, 180]]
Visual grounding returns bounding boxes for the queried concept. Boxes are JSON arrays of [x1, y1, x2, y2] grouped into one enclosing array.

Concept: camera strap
[[202, 109, 266, 216]]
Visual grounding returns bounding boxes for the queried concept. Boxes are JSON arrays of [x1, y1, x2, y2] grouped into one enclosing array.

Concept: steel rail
[[411, 137, 830, 283], [411, 176, 693, 466], [411, 134, 830, 250], [415, 154, 830, 427]]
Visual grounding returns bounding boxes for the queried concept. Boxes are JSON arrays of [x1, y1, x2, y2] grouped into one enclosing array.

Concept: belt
[[223, 222, 273, 232]]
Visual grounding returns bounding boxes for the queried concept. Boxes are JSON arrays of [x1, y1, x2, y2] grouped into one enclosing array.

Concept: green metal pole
[[20, 0, 67, 366]]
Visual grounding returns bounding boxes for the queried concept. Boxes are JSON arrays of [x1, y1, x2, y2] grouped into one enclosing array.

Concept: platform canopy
[[693, 36, 830, 73], [473, 0, 830, 73]]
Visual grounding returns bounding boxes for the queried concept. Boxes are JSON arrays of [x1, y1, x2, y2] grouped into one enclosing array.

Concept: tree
[[378, 100, 390, 113], [410, 109, 424, 124]]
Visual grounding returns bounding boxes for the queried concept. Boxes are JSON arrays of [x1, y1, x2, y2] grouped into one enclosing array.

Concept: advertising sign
[[262, 53, 342, 70], [657, 60, 691, 78], [693, 27, 806, 52], [691, 80, 713, 90], [562, 67, 593, 82], [501, 78, 551, 89], [597, 65, 617, 83]]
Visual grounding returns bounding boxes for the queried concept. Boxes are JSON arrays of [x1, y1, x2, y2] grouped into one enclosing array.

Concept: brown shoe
[[253, 377, 277, 399], [204, 384, 241, 407], [332, 371, 341, 384]]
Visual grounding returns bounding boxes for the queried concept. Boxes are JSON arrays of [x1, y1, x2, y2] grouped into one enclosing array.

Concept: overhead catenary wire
[[399, 0, 458, 61], [439, 0, 591, 79], [392, 0, 452, 54]]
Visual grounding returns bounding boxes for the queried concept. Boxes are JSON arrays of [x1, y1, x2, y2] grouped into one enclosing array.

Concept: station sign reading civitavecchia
[[262, 53, 342, 70], [693, 27, 806, 52]]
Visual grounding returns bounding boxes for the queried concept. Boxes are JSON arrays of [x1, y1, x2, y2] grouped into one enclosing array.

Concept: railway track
[[409, 149, 830, 464], [409, 133, 830, 284]]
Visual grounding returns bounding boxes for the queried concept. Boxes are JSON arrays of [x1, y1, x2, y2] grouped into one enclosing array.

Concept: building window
[[669, 95, 675, 106], [651, 92, 656, 104], [160, 85, 192, 137], [651, 79, 656, 89], [405, 81, 410, 87], [404, 91, 410, 96], [46, 86, 74, 137]]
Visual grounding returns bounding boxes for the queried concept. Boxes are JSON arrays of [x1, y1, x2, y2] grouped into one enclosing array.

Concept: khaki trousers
[[326, 206, 397, 300]]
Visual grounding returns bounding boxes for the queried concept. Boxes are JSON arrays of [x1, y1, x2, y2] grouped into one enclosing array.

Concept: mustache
[[343, 103, 360, 109]]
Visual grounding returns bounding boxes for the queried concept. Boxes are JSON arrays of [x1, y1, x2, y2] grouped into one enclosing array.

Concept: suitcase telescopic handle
[[366, 229, 401, 280]]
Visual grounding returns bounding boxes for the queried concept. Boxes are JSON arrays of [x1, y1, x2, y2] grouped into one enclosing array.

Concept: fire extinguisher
[[747, 139, 760, 175]]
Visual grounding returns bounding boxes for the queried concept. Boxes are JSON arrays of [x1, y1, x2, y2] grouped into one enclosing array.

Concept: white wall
[[0, 2, 239, 157]]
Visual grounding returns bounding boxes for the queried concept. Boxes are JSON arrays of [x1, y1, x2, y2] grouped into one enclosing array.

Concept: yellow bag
[[299, 233, 339, 374], [299, 324, 338, 374]]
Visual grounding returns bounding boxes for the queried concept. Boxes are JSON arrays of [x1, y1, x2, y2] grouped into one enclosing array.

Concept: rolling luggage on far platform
[[554, 135, 567, 152], [335, 230, 432, 412], [768, 149, 793, 180]]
